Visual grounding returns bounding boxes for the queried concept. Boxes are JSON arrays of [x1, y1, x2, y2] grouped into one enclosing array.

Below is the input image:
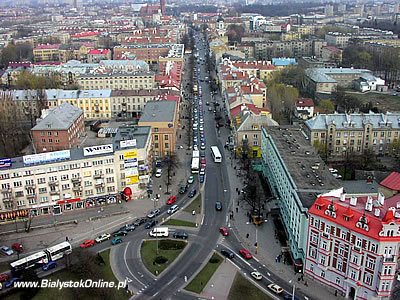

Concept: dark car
[[133, 218, 147, 226], [42, 261, 57, 271], [284, 294, 300, 300], [11, 243, 23, 253], [215, 201, 222, 211], [123, 224, 136, 232], [200, 151, 206, 158], [173, 231, 189, 239], [199, 175, 205, 183], [145, 220, 158, 229], [112, 230, 128, 237], [5, 277, 20, 288], [179, 184, 188, 194], [188, 189, 196, 198], [221, 249, 234, 259]]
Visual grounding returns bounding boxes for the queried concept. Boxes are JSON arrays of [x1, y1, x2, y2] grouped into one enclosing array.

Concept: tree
[[313, 140, 328, 160], [331, 88, 361, 113], [163, 153, 180, 194], [20, 268, 40, 298], [0, 43, 17, 67], [226, 24, 245, 43], [317, 99, 335, 114], [15, 70, 61, 90]]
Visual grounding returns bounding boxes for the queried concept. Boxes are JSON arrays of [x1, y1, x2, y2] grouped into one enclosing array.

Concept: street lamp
[[288, 278, 296, 300]]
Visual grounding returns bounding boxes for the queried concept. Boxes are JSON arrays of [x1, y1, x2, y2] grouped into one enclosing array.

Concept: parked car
[[155, 161, 163, 168], [284, 294, 299, 300], [199, 175, 205, 183], [42, 261, 57, 271], [268, 283, 283, 294], [147, 209, 160, 218], [200, 151, 206, 158], [0, 274, 9, 283], [0, 246, 13, 256], [123, 224, 136, 232], [95, 233, 111, 243], [133, 218, 147, 226], [80, 240, 95, 248], [112, 230, 127, 237], [251, 271, 262, 280], [173, 231, 189, 239], [179, 184, 188, 194], [167, 205, 179, 215], [112, 237, 123, 245], [145, 220, 158, 229], [5, 277, 20, 288], [239, 249, 253, 259], [221, 249, 234, 259], [219, 227, 229, 236], [11, 243, 23, 253], [215, 201, 222, 211], [155, 169, 162, 178], [187, 176, 194, 184], [167, 196, 176, 205], [188, 189, 196, 198]]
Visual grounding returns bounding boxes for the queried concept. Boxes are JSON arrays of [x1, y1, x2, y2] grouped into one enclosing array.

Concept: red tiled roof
[[71, 31, 100, 38], [240, 85, 263, 94], [323, 45, 342, 52], [379, 172, 400, 191], [230, 103, 261, 118], [88, 49, 110, 55], [34, 62, 61, 66], [8, 62, 32, 68], [296, 98, 314, 107]]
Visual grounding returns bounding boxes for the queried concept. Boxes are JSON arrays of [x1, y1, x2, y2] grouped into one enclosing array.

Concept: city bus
[[191, 157, 200, 173], [46, 241, 72, 261], [211, 146, 222, 163]]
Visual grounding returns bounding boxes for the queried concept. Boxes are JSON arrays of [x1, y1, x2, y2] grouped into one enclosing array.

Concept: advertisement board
[[125, 168, 139, 176], [0, 158, 12, 168], [124, 150, 137, 160], [126, 175, 139, 185], [23, 150, 71, 165], [83, 144, 113, 156], [120, 139, 137, 148]]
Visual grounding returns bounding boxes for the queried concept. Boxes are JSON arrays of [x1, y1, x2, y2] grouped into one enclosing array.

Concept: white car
[[251, 271, 262, 280], [95, 233, 111, 243], [268, 283, 283, 294], [155, 169, 162, 178], [0, 246, 13, 256]]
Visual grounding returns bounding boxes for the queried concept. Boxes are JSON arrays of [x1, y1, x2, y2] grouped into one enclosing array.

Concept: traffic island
[[141, 239, 187, 276], [162, 219, 197, 227], [184, 252, 222, 294], [184, 194, 201, 214], [228, 273, 272, 300]]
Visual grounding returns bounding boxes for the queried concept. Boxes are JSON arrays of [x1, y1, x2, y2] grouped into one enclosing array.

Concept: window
[[164, 135, 168, 140], [351, 255, 359, 264], [310, 264, 314, 272], [38, 187, 47, 194], [339, 246, 345, 256], [341, 231, 347, 240], [320, 255, 326, 265], [154, 135, 159, 141], [366, 257, 375, 269], [350, 269, 357, 280], [383, 265, 392, 275], [321, 270, 325, 278], [335, 277, 341, 285], [364, 274, 372, 285], [321, 240, 327, 250], [311, 233, 318, 243], [309, 247, 317, 258], [337, 260, 343, 271], [165, 143, 169, 148]]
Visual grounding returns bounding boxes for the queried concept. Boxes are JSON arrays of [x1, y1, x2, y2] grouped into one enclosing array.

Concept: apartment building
[[58, 43, 93, 63], [305, 112, 400, 157], [76, 72, 156, 91], [254, 40, 327, 60], [33, 44, 61, 62], [138, 101, 178, 157], [45, 90, 112, 119], [0, 90, 45, 120], [31, 103, 84, 153], [113, 44, 184, 64], [261, 126, 340, 261], [305, 189, 400, 299], [87, 49, 111, 63], [0, 126, 152, 221]]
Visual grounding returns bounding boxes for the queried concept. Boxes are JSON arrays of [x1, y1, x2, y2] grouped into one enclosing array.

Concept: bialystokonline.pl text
[[13, 279, 129, 290]]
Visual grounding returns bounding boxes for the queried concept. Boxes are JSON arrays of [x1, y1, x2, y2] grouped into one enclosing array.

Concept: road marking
[[201, 215, 204, 225], [123, 241, 146, 288], [253, 256, 260, 262]]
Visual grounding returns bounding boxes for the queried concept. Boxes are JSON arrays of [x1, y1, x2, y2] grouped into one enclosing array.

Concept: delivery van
[[149, 227, 169, 237]]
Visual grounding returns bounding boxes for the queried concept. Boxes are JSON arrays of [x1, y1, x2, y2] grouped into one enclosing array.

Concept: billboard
[[83, 144, 113, 156], [125, 168, 139, 176], [124, 150, 137, 159], [124, 158, 138, 168], [23, 150, 71, 165], [120, 139, 137, 148], [126, 175, 139, 185], [0, 158, 12, 168]]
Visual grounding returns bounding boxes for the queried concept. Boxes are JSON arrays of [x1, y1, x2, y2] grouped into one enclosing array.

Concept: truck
[[149, 227, 169, 237], [193, 150, 200, 158]]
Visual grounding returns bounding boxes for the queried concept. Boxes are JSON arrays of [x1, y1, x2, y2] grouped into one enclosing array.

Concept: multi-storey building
[[31, 103, 84, 153], [87, 49, 111, 63], [76, 72, 156, 91], [45, 90, 112, 119], [304, 112, 400, 157], [0, 126, 152, 221], [261, 126, 340, 262], [113, 44, 184, 64], [33, 44, 61, 62], [305, 189, 400, 299], [254, 40, 327, 60], [138, 101, 178, 157]]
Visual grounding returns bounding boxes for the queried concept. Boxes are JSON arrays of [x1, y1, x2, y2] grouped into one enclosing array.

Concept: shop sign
[[23, 150, 70, 165], [83, 144, 113, 156], [124, 150, 137, 159], [0, 158, 12, 168], [120, 139, 137, 148]]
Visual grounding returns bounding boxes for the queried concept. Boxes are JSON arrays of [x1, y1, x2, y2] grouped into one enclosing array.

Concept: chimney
[[251, 85, 254, 92], [374, 208, 380, 217], [340, 193, 345, 202], [378, 193, 385, 205], [350, 197, 357, 206]]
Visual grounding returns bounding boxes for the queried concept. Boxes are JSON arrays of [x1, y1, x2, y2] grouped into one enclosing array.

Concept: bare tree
[[163, 153, 180, 194]]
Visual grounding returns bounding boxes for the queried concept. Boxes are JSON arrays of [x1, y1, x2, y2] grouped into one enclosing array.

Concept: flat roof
[[139, 101, 176, 123], [264, 126, 341, 209]]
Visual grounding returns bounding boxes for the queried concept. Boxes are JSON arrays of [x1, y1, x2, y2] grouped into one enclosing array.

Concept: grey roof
[[341, 180, 379, 195], [78, 72, 154, 78], [12, 90, 38, 101], [45, 89, 112, 99], [139, 101, 176, 123], [113, 126, 151, 151], [264, 126, 341, 209], [32, 103, 83, 131], [305, 68, 372, 84], [237, 112, 278, 132], [305, 112, 400, 131]]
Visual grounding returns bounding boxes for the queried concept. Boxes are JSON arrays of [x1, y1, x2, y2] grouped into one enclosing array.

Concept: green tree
[[15, 70, 61, 90], [313, 140, 328, 160], [0, 43, 17, 67], [358, 51, 372, 69], [317, 99, 335, 114], [20, 268, 40, 298]]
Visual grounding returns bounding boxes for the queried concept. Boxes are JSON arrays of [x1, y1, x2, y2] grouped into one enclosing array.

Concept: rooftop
[[139, 101, 176, 123], [32, 103, 83, 131], [379, 172, 400, 191]]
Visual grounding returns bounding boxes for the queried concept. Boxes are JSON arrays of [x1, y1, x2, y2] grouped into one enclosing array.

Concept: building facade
[[0, 126, 152, 222], [33, 44, 61, 62], [31, 103, 84, 153], [76, 73, 156, 91], [306, 190, 400, 299]]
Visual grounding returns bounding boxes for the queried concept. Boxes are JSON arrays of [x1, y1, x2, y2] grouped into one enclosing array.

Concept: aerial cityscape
[[0, 0, 399, 299]]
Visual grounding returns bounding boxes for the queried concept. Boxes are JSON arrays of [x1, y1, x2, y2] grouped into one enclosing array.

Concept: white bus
[[211, 146, 222, 163], [46, 241, 72, 261], [10, 251, 49, 273], [191, 157, 200, 173]]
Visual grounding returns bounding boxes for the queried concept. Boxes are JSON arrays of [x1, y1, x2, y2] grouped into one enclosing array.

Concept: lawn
[[184, 252, 222, 294], [163, 219, 197, 227], [141, 240, 187, 276], [0, 262, 10, 273], [228, 273, 272, 300], [345, 91, 400, 112], [6, 250, 128, 300], [184, 194, 201, 214]]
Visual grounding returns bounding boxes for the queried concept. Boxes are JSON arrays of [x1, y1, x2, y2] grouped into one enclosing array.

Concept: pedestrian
[[335, 290, 337, 297], [246, 233, 249, 238], [304, 281, 308, 287], [66, 236, 69, 241], [237, 190, 240, 196], [235, 187, 238, 192], [236, 207, 238, 213]]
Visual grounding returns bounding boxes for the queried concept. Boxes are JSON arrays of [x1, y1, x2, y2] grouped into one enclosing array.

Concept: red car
[[201, 158, 206, 165], [239, 249, 253, 259], [80, 240, 95, 248], [11, 243, 24, 253], [219, 227, 229, 236], [167, 196, 176, 205], [0, 273, 9, 282]]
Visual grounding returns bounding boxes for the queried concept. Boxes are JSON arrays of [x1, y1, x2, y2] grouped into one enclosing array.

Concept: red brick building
[[31, 103, 84, 153]]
